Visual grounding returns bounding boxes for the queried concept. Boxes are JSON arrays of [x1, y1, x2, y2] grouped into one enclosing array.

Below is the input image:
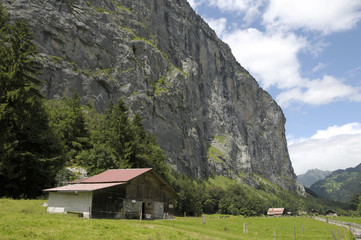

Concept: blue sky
[[188, 0, 361, 174]]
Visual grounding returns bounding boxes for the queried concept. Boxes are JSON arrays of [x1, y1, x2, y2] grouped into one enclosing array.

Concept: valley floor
[[0, 199, 355, 240]]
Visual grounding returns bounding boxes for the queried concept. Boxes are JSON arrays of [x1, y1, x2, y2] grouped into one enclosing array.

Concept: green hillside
[[310, 163, 361, 203]]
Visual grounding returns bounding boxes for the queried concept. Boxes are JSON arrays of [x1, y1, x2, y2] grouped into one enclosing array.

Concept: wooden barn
[[43, 168, 178, 219]]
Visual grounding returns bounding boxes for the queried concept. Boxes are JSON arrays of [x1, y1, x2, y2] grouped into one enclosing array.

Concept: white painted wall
[[47, 192, 93, 216]]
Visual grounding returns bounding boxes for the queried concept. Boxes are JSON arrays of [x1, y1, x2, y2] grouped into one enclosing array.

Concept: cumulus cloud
[[289, 123, 361, 175], [219, 28, 361, 107], [263, 0, 361, 34], [206, 0, 267, 25], [206, 18, 228, 37], [312, 62, 326, 73], [187, 0, 202, 8], [198, 0, 361, 107], [276, 76, 361, 107], [222, 28, 306, 89], [312, 122, 361, 139], [197, 0, 361, 34]]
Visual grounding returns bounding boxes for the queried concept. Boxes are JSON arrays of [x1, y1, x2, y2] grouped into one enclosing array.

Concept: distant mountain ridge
[[310, 163, 361, 203], [297, 169, 331, 187]]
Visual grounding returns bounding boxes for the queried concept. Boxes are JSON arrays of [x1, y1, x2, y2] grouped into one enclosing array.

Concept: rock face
[[5, 0, 304, 194]]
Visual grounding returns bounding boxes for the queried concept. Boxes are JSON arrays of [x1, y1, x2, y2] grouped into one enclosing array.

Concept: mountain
[[310, 163, 361, 203], [4, 0, 304, 194], [297, 169, 332, 188]]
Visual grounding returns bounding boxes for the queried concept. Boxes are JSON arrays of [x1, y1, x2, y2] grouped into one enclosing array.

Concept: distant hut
[[311, 209, 319, 215], [298, 211, 307, 215], [267, 208, 284, 216], [325, 209, 337, 217], [43, 168, 178, 219]]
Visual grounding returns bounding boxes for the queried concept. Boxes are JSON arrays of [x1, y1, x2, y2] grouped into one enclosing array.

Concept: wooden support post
[[331, 230, 337, 240], [246, 222, 248, 234], [140, 210, 142, 223], [274, 228, 276, 240], [243, 223, 245, 233], [184, 212, 186, 217], [302, 224, 304, 240], [294, 226, 296, 240], [338, 229, 343, 240]]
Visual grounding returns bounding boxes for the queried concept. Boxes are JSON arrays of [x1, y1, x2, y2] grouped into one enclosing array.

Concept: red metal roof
[[78, 168, 153, 183], [43, 183, 125, 192]]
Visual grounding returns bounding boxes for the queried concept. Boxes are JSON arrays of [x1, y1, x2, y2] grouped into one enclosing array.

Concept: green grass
[[0, 199, 355, 239]]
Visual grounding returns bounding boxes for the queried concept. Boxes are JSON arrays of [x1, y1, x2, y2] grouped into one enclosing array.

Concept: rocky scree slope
[[4, 0, 304, 194]]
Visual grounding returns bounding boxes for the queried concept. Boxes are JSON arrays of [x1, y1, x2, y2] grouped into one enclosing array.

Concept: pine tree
[[108, 98, 134, 166], [131, 113, 169, 179], [46, 91, 90, 164], [76, 99, 133, 175], [75, 97, 170, 178], [0, 6, 63, 198]]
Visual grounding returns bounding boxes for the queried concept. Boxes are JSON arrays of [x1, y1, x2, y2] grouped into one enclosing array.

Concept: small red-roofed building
[[43, 168, 177, 219]]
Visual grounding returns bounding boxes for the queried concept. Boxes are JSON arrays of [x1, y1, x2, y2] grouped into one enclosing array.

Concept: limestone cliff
[[4, 0, 304, 194]]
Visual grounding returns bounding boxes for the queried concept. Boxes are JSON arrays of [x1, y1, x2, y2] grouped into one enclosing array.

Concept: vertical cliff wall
[[4, 0, 304, 193]]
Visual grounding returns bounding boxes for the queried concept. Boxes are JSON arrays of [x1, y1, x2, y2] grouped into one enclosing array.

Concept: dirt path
[[313, 216, 361, 239]]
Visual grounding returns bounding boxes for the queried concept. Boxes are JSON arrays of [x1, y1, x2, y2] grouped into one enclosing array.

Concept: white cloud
[[276, 76, 361, 107], [263, 0, 361, 34], [200, 0, 361, 108], [312, 122, 361, 139], [207, 0, 266, 25], [289, 122, 361, 175], [206, 18, 228, 37], [188, 0, 202, 8], [222, 28, 306, 89], [312, 62, 326, 73], [219, 28, 361, 108]]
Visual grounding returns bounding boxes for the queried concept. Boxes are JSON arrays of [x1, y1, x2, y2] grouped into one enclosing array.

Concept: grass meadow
[[0, 199, 355, 240]]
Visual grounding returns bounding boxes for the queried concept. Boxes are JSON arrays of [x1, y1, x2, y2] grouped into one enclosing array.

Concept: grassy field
[[0, 199, 355, 240]]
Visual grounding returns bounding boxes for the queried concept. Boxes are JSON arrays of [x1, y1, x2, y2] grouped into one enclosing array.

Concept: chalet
[[43, 168, 178, 219], [267, 208, 284, 216]]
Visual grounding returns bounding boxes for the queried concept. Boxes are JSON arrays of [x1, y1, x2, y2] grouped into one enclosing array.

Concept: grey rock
[[4, 0, 304, 194]]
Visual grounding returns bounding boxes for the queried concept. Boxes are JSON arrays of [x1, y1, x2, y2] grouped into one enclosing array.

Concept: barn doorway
[[143, 200, 153, 219]]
